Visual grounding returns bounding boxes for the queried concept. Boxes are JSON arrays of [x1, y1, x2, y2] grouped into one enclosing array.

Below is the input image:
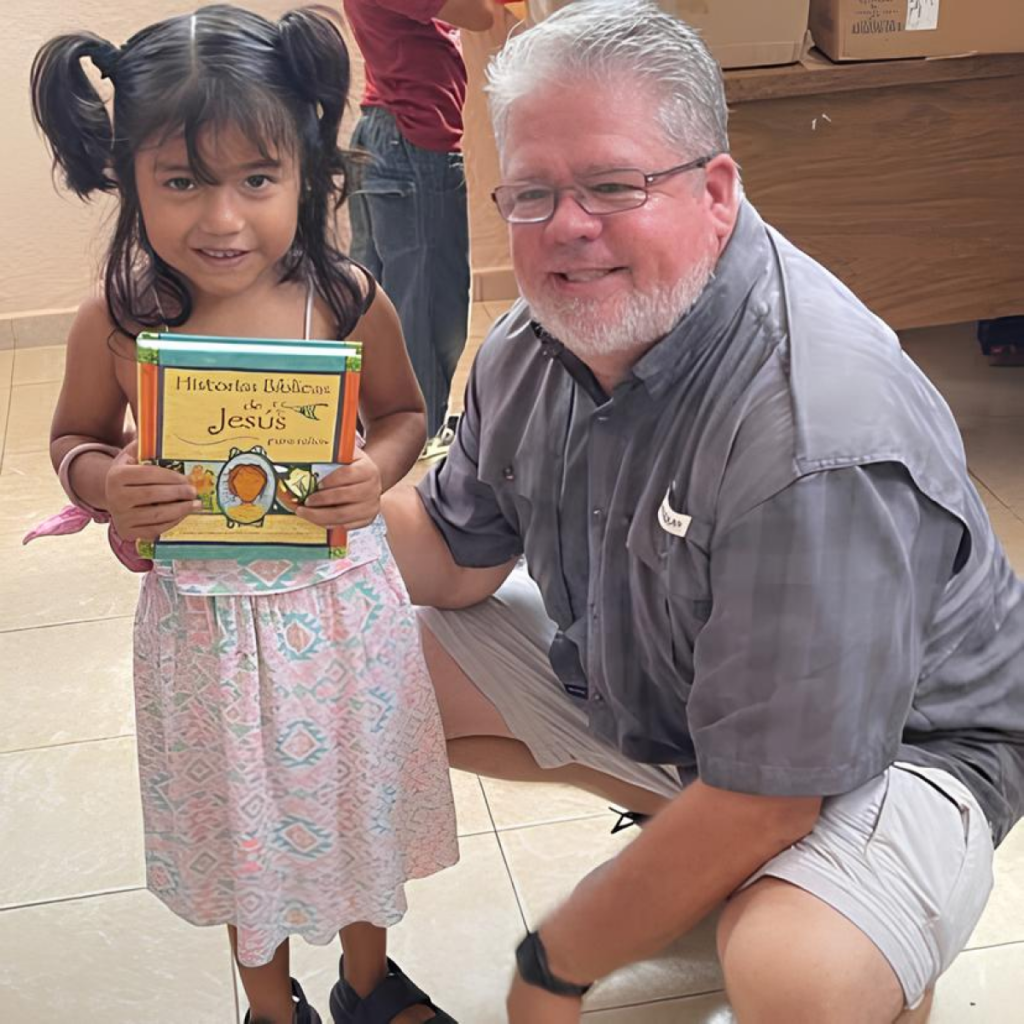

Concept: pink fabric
[[23, 441, 153, 572], [23, 504, 153, 573], [342, 0, 467, 151]]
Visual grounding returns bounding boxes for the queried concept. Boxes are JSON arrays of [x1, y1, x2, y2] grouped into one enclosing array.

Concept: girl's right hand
[[105, 441, 199, 541]]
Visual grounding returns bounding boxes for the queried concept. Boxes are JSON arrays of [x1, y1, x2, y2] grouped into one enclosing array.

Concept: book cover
[[135, 332, 362, 561]]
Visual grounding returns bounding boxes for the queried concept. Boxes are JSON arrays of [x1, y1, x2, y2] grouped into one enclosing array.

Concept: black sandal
[[329, 956, 457, 1023], [244, 977, 321, 1024]]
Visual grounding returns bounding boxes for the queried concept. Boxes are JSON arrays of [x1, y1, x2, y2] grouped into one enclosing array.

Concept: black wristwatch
[[515, 930, 593, 997]]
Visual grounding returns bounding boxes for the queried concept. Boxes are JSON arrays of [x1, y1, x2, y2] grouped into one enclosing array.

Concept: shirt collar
[[629, 200, 773, 399]]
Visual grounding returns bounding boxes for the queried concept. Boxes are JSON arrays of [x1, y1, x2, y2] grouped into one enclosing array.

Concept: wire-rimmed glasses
[[491, 154, 718, 224]]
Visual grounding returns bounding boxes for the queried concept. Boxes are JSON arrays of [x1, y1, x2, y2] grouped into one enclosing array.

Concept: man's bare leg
[[718, 878, 933, 1024], [422, 624, 669, 817]]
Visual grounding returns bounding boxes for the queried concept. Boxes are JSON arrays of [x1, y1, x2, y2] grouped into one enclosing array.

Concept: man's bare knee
[[718, 878, 906, 1024]]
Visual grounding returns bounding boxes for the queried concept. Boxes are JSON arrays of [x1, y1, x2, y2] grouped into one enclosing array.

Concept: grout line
[[493, 829, 531, 933], [964, 938, 1024, 954], [0, 884, 145, 915], [492, 811, 613, 834], [0, 376, 11, 472], [0, 732, 135, 758], [580, 986, 729, 1016], [0, 614, 134, 638], [480, 776, 531, 932]]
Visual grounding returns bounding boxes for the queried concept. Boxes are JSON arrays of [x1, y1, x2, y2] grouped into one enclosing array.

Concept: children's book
[[136, 332, 362, 561]]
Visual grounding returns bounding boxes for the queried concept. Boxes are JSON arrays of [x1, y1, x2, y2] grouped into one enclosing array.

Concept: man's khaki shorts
[[420, 566, 995, 1008]]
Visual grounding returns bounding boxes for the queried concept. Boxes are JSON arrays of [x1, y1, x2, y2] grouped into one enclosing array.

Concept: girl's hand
[[105, 441, 198, 541], [297, 447, 382, 530]]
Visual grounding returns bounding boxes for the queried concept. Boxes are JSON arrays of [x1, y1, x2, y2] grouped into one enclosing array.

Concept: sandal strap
[[348, 958, 455, 1024], [352, 969, 428, 1023]]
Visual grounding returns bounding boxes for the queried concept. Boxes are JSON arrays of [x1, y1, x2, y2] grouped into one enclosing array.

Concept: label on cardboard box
[[907, 0, 940, 32], [848, 1, 903, 38]]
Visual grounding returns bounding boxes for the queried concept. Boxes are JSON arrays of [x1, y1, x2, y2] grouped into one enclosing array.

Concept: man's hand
[[507, 975, 583, 1024], [105, 441, 198, 541], [297, 447, 382, 530]]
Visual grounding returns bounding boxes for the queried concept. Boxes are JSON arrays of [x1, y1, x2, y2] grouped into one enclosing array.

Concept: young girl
[[30, 6, 459, 1023]]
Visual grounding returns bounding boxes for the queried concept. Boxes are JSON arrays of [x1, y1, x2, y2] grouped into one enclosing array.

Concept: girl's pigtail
[[277, 7, 350, 158], [30, 33, 119, 198]]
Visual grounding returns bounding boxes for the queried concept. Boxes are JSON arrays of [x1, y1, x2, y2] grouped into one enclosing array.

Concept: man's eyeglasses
[[490, 155, 718, 225]]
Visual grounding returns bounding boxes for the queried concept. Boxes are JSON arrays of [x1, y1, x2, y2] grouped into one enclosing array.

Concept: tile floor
[[1, 313, 1022, 1022]]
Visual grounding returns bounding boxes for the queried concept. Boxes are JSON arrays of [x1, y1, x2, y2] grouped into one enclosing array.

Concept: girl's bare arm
[[49, 296, 134, 510], [349, 286, 428, 490]]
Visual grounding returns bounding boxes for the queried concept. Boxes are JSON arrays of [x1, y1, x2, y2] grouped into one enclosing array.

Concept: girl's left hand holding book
[[296, 447, 382, 530]]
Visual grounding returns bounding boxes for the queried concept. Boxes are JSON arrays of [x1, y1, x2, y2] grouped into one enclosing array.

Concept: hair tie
[[91, 42, 120, 81]]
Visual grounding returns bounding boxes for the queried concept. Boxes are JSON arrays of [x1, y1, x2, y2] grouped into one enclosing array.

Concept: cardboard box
[[528, 1, 811, 70], [810, 0, 1024, 62]]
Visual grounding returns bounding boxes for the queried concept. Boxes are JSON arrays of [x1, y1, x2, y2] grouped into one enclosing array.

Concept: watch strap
[[515, 930, 592, 998]]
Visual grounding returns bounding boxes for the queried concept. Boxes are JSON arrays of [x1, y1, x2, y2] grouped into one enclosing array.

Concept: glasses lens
[[577, 169, 647, 214], [494, 184, 554, 223]]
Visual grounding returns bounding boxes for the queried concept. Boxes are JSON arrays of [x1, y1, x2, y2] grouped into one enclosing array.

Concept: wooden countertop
[[725, 48, 1024, 103]]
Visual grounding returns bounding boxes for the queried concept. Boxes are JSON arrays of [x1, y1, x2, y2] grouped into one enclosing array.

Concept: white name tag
[[658, 489, 692, 538]]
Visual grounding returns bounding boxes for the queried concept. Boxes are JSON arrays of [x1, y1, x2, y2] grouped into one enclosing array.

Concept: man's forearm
[[538, 780, 822, 987], [382, 484, 515, 607]]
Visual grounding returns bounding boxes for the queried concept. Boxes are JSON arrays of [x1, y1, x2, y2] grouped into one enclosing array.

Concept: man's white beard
[[524, 254, 717, 362]]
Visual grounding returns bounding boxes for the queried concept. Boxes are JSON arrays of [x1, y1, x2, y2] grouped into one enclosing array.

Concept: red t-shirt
[[342, 0, 468, 152]]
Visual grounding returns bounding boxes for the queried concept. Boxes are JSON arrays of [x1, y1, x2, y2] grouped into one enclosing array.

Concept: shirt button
[[592, 507, 603, 520], [502, 465, 515, 481]]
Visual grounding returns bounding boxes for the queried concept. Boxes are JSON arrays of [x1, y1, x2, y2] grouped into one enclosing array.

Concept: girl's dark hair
[[30, 5, 366, 339]]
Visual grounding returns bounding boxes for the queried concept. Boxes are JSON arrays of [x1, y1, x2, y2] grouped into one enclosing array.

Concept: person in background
[[383, 1, 1024, 1021], [342, 0, 505, 460]]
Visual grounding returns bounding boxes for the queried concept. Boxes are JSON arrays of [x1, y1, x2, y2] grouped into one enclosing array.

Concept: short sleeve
[[416, 361, 524, 568], [689, 462, 965, 797]]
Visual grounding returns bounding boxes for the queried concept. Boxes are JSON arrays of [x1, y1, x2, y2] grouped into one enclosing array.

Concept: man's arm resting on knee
[[533, 781, 821, 988], [382, 484, 517, 608]]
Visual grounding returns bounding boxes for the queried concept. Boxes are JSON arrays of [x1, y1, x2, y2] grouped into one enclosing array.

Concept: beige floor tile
[[975, 482, 1024, 575], [12, 343, 66, 386], [484, 298, 517, 320], [481, 777, 611, 830], [0, 319, 14, 350], [932, 941, 1024, 1023], [469, 301, 496, 340], [450, 768, 494, 836], [499, 817, 722, 1010], [969, 821, 1024, 950], [0, 617, 134, 754], [584, 991, 733, 1022], [902, 324, 1024, 421], [0, 736, 144, 908], [0, 453, 141, 630], [959, 415, 1024, 515], [0, 349, 13, 388], [0, 889, 238, 1024], [0, 387, 10, 467], [287, 832, 525, 1024], [4, 380, 60, 455]]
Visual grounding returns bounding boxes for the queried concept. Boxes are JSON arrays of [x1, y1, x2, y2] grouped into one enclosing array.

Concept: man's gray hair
[[486, 0, 730, 160]]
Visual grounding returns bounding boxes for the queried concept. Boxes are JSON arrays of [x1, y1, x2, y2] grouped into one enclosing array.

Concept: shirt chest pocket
[[626, 515, 714, 683]]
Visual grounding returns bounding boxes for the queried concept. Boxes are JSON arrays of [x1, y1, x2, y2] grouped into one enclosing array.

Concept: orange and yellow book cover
[[136, 332, 362, 561]]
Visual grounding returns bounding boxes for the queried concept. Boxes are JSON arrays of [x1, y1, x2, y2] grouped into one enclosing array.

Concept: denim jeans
[[349, 106, 471, 436]]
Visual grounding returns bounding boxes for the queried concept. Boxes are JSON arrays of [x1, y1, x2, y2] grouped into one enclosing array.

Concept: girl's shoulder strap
[[303, 278, 316, 340]]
